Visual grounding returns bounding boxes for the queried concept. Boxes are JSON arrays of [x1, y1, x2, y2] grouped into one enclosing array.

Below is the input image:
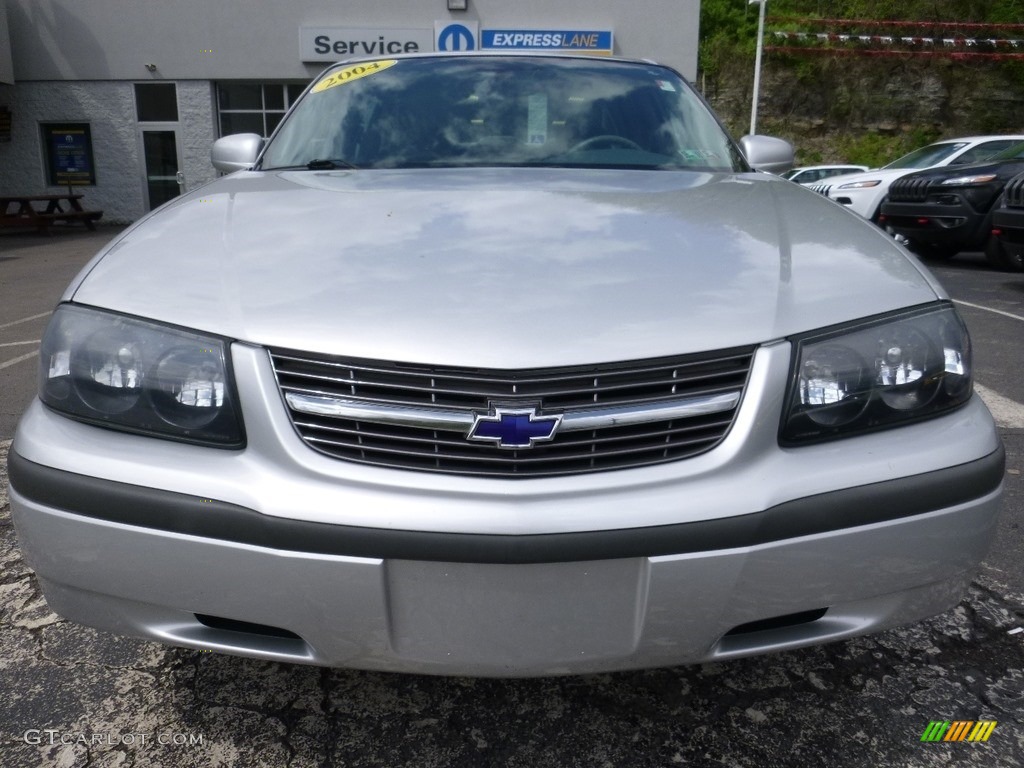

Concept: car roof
[[327, 50, 667, 69], [928, 135, 1024, 145]]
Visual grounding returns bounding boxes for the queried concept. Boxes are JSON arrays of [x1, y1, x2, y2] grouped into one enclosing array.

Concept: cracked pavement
[[2, 439, 1023, 767]]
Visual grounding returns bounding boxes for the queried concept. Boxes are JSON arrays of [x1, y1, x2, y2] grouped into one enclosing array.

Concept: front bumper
[[7, 342, 1007, 676], [881, 199, 988, 250], [823, 185, 885, 221], [993, 207, 1024, 257]]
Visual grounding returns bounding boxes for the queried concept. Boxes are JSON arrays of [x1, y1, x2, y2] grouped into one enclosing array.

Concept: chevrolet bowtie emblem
[[467, 407, 562, 449]]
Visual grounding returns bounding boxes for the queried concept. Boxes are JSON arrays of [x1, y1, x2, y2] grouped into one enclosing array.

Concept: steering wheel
[[568, 135, 643, 153]]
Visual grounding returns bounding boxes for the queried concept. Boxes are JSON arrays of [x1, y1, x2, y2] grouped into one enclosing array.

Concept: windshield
[[883, 142, 968, 170], [262, 56, 744, 172]]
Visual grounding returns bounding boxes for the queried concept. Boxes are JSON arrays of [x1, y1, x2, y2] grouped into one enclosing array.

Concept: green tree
[[699, 0, 761, 75]]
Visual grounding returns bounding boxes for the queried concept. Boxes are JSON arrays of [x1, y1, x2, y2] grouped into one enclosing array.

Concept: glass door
[[140, 129, 183, 210], [135, 84, 183, 212]]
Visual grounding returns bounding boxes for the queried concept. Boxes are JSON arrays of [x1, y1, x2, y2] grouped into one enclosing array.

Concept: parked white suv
[[781, 164, 868, 185], [810, 135, 1024, 221]]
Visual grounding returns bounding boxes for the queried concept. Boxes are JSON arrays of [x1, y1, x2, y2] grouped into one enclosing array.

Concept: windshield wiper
[[261, 159, 361, 172], [306, 158, 359, 170]]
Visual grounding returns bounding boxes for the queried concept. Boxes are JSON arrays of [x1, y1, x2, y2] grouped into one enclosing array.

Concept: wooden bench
[[0, 194, 104, 233]]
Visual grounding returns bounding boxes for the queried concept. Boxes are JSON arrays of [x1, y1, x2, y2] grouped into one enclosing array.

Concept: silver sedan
[[8, 53, 1004, 676]]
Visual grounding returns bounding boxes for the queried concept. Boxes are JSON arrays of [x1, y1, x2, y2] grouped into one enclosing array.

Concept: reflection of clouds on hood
[[223, 171, 672, 316], [427, 188, 632, 265], [75, 169, 940, 368], [274, 168, 707, 272]]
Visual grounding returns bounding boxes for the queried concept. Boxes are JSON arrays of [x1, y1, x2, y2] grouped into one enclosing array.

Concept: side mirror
[[211, 133, 264, 173], [739, 135, 795, 174]]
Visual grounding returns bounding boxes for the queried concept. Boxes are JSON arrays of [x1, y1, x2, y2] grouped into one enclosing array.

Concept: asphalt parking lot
[[1, 227, 1023, 767]]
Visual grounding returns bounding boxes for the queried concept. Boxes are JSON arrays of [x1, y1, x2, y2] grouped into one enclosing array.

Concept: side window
[[977, 141, 1018, 158], [952, 141, 1015, 165]]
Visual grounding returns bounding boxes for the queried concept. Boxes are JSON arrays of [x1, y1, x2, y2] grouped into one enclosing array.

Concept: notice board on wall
[[43, 123, 96, 185]]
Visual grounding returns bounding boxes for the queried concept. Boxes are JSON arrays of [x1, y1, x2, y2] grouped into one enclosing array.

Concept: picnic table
[[0, 194, 104, 233]]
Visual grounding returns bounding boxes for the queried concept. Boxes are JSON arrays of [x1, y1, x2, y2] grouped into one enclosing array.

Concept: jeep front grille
[[888, 177, 933, 203], [1003, 171, 1024, 208]]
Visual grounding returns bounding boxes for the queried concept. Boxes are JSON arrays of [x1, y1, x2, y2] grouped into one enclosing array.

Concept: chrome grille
[[888, 176, 933, 203], [1003, 171, 1024, 208], [808, 183, 831, 196], [270, 347, 755, 477]]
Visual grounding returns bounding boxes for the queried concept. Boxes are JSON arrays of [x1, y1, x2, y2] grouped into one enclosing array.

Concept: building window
[[42, 123, 97, 186], [135, 83, 179, 122], [216, 83, 308, 138]]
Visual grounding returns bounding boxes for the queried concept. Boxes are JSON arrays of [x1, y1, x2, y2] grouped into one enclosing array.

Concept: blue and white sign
[[480, 29, 614, 55], [435, 21, 479, 52]]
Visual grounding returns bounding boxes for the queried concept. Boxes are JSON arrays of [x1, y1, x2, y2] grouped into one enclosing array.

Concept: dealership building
[[0, 0, 700, 224]]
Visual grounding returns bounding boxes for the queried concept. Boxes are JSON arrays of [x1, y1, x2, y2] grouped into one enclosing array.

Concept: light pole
[[749, 0, 767, 135]]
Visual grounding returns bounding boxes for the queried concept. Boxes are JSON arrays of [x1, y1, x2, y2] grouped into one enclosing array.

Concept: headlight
[[39, 304, 244, 447], [837, 180, 880, 189], [780, 303, 971, 444], [939, 174, 998, 186]]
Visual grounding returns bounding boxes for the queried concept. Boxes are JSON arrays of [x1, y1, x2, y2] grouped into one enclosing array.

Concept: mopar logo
[[437, 23, 476, 52], [468, 407, 561, 449]]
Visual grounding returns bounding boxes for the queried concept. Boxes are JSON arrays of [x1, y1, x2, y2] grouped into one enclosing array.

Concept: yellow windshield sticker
[[312, 60, 397, 93]]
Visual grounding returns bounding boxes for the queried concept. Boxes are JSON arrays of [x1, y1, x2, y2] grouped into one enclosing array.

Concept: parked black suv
[[990, 170, 1024, 272], [879, 141, 1024, 270]]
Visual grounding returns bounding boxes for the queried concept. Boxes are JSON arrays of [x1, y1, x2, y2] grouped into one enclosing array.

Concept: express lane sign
[[480, 29, 613, 55]]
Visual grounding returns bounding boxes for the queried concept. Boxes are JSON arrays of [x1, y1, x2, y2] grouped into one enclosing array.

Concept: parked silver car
[[8, 54, 1004, 677]]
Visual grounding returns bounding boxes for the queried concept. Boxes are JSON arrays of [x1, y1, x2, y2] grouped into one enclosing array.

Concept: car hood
[[893, 158, 1024, 184], [821, 168, 912, 188], [71, 168, 941, 368]]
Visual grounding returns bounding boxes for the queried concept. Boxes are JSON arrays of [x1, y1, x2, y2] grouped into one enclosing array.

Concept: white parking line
[[975, 384, 1024, 429], [0, 350, 38, 371], [955, 299, 1024, 323], [0, 311, 52, 331], [947, 299, 1024, 425], [0, 340, 39, 348]]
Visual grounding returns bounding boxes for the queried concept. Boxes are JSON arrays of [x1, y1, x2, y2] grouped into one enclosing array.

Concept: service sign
[[480, 29, 614, 55], [300, 28, 433, 62]]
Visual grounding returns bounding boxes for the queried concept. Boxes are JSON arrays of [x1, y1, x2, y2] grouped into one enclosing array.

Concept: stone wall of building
[[177, 81, 219, 199], [0, 80, 217, 224]]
